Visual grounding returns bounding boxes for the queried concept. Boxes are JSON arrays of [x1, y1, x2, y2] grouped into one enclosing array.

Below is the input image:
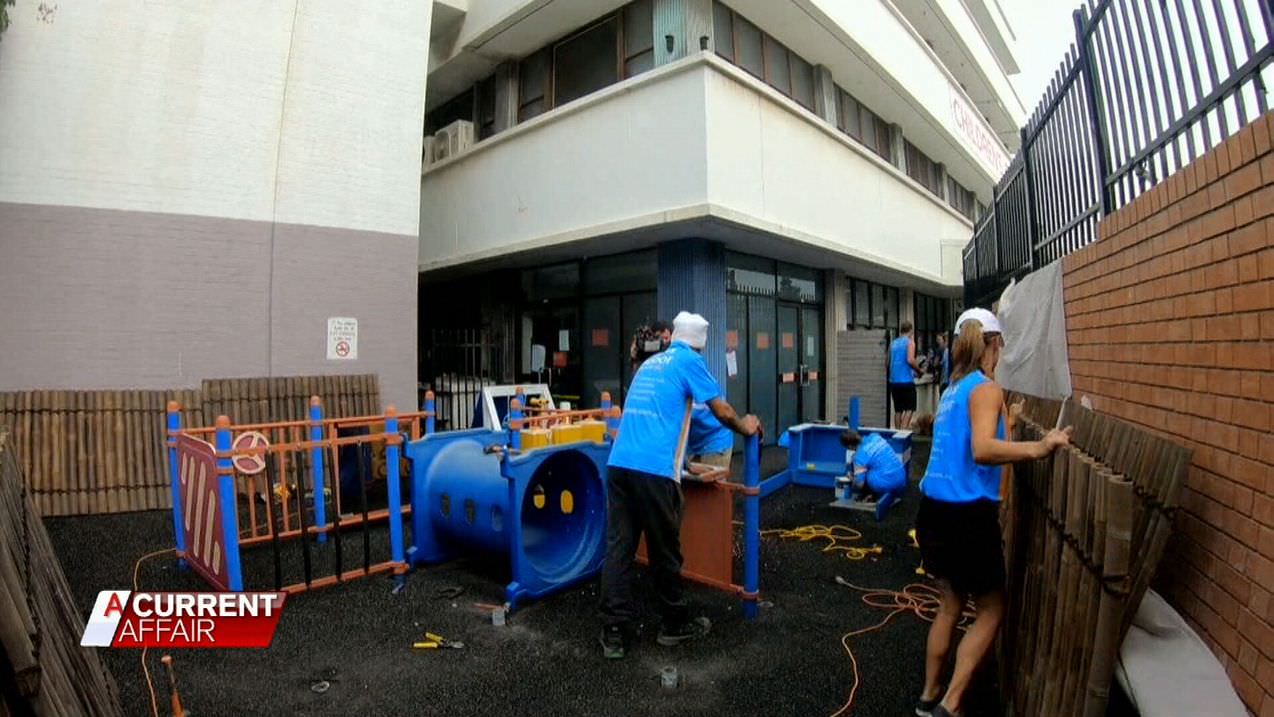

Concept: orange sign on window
[[726, 330, 739, 349], [591, 329, 609, 347], [781, 372, 796, 383], [781, 333, 795, 349], [756, 332, 770, 350], [552, 351, 568, 368]]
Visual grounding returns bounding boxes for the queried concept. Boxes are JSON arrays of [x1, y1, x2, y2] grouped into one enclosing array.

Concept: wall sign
[[327, 317, 358, 360]]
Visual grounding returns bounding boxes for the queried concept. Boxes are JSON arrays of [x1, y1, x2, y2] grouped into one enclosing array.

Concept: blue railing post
[[166, 401, 187, 570], [215, 416, 244, 591], [424, 390, 436, 435], [509, 398, 523, 451], [385, 406, 406, 589], [848, 396, 861, 431], [309, 396, 327, 544], [742, 433, 761, 619]]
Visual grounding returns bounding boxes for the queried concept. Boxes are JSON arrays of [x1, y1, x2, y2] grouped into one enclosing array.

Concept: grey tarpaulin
[[994, 260, 1072, 399], [1115, 590, 1246, 716]]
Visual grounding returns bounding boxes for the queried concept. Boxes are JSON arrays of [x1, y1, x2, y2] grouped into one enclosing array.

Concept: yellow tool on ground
[[413, 632, 464, 650]]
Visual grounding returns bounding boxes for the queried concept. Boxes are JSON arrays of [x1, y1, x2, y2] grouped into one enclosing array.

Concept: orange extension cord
[[759, 525, 975, 717], [132, 548, 175, 717]]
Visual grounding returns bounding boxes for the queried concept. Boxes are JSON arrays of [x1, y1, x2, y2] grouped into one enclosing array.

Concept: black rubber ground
[[47, 447, 1009, 717]]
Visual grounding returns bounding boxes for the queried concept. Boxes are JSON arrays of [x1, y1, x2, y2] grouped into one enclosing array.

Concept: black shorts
[[889, 382, 917, 412], [915, 496, 1005, 597]]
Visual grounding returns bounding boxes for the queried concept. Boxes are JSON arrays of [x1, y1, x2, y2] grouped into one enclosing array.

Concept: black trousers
[[598, 466, 687, 628]]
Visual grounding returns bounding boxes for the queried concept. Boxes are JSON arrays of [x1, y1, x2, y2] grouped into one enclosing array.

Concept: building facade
[[0, 1, 432, 410], [419, 0, 1023, 434]]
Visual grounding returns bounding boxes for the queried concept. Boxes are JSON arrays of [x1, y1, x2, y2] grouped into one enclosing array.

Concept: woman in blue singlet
[[888, 322, 920, 428], [912, 308, 1072, 717]]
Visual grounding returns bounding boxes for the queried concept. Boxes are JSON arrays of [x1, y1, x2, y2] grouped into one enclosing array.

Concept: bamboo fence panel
[[999, 395, 1190, 717], [0, 375, 379, 517], [0, 430, 124, 716]]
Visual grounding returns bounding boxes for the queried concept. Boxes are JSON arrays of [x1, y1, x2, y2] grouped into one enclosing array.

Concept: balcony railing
[[963, 0, 1273, 306]]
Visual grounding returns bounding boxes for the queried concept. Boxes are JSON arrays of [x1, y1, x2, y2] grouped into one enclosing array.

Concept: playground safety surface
[[49, 447, 1011, 717]]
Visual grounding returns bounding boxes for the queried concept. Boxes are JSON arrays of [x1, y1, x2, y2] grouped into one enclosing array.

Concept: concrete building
[[0, 0, 1022, 435], [418, 0, 1023, 435], [0, 1, 432, 409]]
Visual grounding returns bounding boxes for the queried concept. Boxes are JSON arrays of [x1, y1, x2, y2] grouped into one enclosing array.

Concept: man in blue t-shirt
[[599, 311, 760, 659], [841, 429, 906, 506]]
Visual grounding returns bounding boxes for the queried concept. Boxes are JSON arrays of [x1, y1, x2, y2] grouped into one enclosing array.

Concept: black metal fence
[[964, 0, 1274, 306], [419, 328, 507, 431]]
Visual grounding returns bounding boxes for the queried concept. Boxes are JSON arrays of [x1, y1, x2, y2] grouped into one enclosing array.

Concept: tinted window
[[736, 16, 763, 78], [713, 1, 734, 62], [519, 49, 550, 122], [554, 18, 619, 106], [763, 35, 790, 95], [624, 0, 653, 78], [791, 54, 814, 109]]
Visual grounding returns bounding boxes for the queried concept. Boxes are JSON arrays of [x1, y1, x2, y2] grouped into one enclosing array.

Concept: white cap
[[671, 311, 710, 349], [955, 307, 1002, 335]]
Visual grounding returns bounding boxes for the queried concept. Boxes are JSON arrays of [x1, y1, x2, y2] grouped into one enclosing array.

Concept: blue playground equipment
[[763, 398, 912, 519], [404, 427, 609, 608]]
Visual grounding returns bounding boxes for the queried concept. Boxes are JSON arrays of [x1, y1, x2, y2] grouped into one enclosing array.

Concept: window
[[735, 15, 764, 79], [834, 86, 891, 163], [554, 18, 619, 106], [726, 253, 776, 296], [946, 177, 978, 220], [584, 250, 656, 295], [522, 263, 581, 302], [476, 75, 496, 140], [848, 278, 900, 329], [623, 0, 653, 77], [906, 141, 942, 196], [915, 293, 952, 353], [790, 54, 814, 110], [777, 263, 821, 303], [763, 34, 791, 96], [518, 48, 550, 122], [425, 88, 474, 136], [713, 2, 734, 62]]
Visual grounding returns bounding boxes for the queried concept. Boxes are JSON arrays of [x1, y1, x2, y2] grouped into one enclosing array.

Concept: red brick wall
[[1063, 112, 1274, 714]]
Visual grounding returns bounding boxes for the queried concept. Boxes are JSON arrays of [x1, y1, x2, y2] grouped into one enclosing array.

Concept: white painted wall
[[703, 61, 972, 283], [0, 0, 430, 237], [419, 63, 709, 265], [419, 57, 972, 285]]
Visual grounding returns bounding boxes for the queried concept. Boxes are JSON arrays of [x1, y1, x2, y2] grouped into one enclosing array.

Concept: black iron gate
[[420, 329, 507, 431]]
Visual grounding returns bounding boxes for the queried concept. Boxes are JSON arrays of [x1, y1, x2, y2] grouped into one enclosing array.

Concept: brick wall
[[1063, 112, 1274, 714]]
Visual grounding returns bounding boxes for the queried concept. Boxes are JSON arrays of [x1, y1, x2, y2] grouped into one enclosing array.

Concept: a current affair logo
[[81, 591, 287, 648]]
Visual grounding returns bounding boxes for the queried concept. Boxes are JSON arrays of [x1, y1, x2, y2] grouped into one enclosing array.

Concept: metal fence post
[[1019, 126, 1040, 271], [1074, 5, 1114, 217]]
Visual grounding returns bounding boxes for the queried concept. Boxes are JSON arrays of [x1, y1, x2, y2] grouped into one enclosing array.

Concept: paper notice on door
[[559, 330, 570, 351], [806, 335, 816, 357], [782, 333, 795, 349], [726, 350, 738, 378], [726, 330, 739, 349]]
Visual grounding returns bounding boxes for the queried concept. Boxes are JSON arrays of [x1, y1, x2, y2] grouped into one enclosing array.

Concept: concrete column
[[493, 61, 518, 134], [657, 239, 727, 388], [812, 65, 839, 127], [823, 270, 848, 421], [889, 123, 907, 171]]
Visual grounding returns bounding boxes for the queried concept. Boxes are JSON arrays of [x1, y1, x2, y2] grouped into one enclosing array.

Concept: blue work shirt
[[921, 371, 1005, 503], [609, 341, 723, 479], [889, 337, 914, 384], [687, 403, 733, 455], [852, 433, 906, 494]]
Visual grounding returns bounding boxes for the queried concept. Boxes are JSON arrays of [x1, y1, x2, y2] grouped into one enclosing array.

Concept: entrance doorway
[[777, 304, 823, 430]]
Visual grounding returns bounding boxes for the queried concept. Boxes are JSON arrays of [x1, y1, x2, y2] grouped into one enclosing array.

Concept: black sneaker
[[599, 626, 625, 659], [931, 704, 958, 717], [656, 616, 711, 646]]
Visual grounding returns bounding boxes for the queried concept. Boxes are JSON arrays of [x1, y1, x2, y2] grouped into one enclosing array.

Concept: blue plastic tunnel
[[405, 430, 610, 608]]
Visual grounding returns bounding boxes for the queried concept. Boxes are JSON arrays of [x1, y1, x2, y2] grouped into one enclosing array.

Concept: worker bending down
[[599, 311, 761, 659], [839, 429, 906, 518]]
